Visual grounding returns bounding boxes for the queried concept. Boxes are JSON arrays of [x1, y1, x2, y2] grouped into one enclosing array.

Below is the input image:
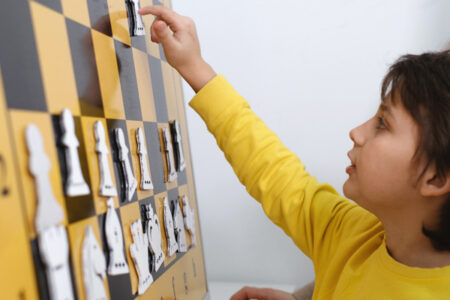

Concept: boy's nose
[[349, 124, 364, 146]]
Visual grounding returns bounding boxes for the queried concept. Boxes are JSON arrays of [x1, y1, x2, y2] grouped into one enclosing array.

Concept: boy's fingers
[[139, 5, 181, 31], [152, 20, 176, 47], [230, 286, 268, 300]]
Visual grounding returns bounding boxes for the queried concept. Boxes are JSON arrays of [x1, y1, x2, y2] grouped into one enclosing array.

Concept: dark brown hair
[[381, 50, 450, 251]]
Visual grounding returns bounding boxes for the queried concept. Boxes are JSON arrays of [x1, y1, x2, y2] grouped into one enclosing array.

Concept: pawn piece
[[82, 226, 107, 300], [182, 195, 197, 247], [60, 109, 90, 197], [161, 128, 177, 183], [130, 219, 153, 295], [38, 225, 75, 300], [114, 128, 137, 201], [26, 124, 64, 233], [143, 204, 164, 272], [173, 198, 187, 252], [94, 121, 117, 197], [170, 120, 186, 172], [105, 198, 129, 275], [125, 0, 145, 36], [136, 128, 153, 190], [163, 197, 178, 257]]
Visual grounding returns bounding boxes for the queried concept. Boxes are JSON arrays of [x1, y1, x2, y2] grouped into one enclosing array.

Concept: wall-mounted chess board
[[0, 0, 208, 299]]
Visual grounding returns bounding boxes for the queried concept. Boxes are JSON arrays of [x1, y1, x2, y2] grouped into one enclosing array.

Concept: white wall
[[171, 0, 450, 286]]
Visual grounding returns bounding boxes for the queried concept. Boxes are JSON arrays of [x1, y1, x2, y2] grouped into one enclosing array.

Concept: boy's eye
[[376, 116, 386, 130]]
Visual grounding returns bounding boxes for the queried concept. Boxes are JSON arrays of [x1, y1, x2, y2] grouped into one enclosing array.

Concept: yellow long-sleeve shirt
[[189, 75, 450, 299]]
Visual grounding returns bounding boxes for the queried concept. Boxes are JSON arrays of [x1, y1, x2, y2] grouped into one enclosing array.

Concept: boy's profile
[[139, 5, 450, 300]]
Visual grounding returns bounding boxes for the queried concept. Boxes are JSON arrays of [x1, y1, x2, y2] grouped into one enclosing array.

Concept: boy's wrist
[[178, 59, 216, 93]]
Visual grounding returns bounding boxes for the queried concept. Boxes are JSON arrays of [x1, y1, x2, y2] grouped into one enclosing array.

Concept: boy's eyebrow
[[380, 103, 395, 123]]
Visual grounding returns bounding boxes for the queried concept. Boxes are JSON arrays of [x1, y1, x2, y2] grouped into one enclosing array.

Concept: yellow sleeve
[[189, 75, 380, 271]]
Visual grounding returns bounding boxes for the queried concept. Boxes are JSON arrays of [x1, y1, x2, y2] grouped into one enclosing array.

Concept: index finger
[[138, 5, 182, 31]]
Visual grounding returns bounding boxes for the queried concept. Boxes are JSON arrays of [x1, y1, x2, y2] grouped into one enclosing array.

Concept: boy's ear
[[419, 165, 450, 197]]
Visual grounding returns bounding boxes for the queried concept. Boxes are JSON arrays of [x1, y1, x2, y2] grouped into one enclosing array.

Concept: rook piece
[[173, 198, 187, 252], [130, 219, 153, 295], [161, 128, 177, 183], [94, 121, 117, 197], [114, 128, 137, 201], [170, 120, 186, 172], [136, 128, 153, 190], [60, 109, 90, 197], [39, 226, 75, 300], [144, 204, 164, 272], [82, 226, 107, 300], [182, 195, 197, 247], [125, 0, 145, 36], [105, 198, 129, 275], [26, 124, 63, 233], [163, 197, 178, 257]]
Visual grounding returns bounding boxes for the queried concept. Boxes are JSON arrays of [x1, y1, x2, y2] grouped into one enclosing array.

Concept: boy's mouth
[[346, 151, 356, 174]]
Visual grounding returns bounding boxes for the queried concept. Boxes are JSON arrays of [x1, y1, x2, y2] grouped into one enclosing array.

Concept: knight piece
[[94, 121, 117, 197], [82, 226, 107, 300], [161, 127, 177, 183], [26, 124, 64, 233], [104, 198, 129, 275], [169, 120, 186, 172], [182, 195, 197, 247], [163, 197, 178, 257], [125, 0, 145, 36], [130, 219, 153, 295], [114, 128, 137, 201], [39, 225, 75, 300], [173, 198, 187, 252], [60, 109, 90, 197], [136, 127, 153, 191], [143, 204, 164, 272]]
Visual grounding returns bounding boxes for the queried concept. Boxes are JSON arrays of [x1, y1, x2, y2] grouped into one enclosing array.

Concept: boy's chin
[[343, 180, 357, 200]]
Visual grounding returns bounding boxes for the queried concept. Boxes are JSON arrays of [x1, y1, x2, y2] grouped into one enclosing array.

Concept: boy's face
[[343, 95, 422, 214]]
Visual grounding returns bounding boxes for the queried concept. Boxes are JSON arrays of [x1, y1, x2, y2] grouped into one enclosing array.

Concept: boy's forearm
[[178, 60, 216, 93]]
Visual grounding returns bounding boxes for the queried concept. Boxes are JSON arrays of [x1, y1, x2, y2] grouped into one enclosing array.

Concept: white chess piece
[[129, 219, 153, 295], [173, 198, 187, 252], [82, 226, 107, 300], [94, 121, 117, 197], [163, 197, 178, 257], [161, 128, 177, 183], [104, 198, 129, 275], [144, 204, 164, 272], [170, 120, 186, 172], [25, 124, 64, 233], [182, 195, 197, 247], [136, 128, 153, 191], [129, 0, 145, 36], [39, 226, 74, 300], [60, 109, 90, 197], [114, 128, 137, 201]]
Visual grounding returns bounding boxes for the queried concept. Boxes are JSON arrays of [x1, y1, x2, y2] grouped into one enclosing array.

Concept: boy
[[139, 6, 450, 299]]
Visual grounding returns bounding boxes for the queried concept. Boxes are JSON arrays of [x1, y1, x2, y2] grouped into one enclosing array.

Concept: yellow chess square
[[30, 2, 80, 115], [107, 0, 131, 46], [61, 0, 91, 27]]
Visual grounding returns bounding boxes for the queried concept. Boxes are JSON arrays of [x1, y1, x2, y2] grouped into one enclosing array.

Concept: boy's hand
[[230, 286, 296, 300], [139, 6, 216, 92]]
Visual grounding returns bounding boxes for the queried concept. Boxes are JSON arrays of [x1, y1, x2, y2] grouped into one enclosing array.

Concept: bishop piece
[[105, 198, 129, 275], [170, 120, 186, 172], [136, 127, 153, 190], [163, 197, 178, 257], [161, 128, 177, 183], [173, 198, 187, 252], [114, 128, 137, 201], [60, 109, 90, 197], [125, 0, 145, 36], [94, 121, 117, 197]]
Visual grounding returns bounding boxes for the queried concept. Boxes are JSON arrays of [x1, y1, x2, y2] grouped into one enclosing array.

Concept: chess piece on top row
[[182, 195, 197, 247], [136, 127, 154, 190], [126, 0, 145, 36], [162, 128, 177, 183], [104, 198, 129, 275], [60, 109, 90, 197], [163, 196, 178, 257], [82, 226, 107, 300], [170, 120, 186, 172], [26, 124, 74, 300], [94, 121, 117, 197], [130, 219, 153, 295], [115, 128, 137, 201], [144, 204, 164, 272]]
